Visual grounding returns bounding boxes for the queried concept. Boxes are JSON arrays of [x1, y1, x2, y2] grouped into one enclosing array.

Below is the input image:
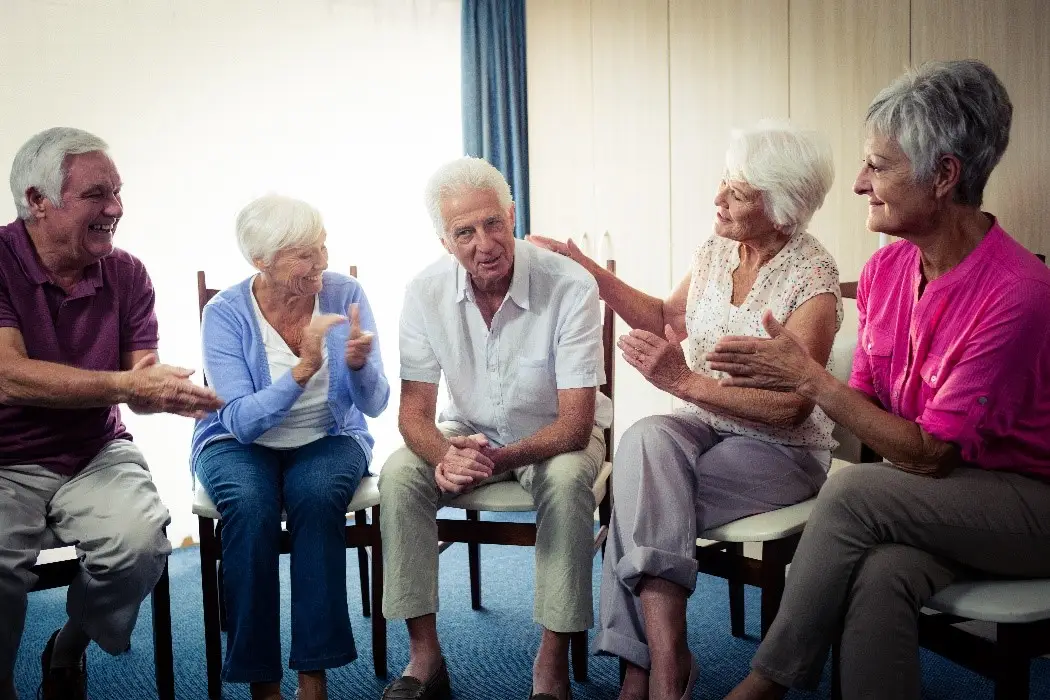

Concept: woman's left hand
[[345, 303, 374, 371], [619, 325, 692, 396], [706, 310, 820, 393]]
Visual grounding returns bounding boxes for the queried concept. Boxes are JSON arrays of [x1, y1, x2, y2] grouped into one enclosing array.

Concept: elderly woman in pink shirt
[[715, 60, 1050, 700]]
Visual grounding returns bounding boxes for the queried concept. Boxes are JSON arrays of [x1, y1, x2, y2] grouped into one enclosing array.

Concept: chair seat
[[925, 579, 1050, 624], [697, 459, 853, 543], [192, 475, 381, 520], [447, 460, 613, 512]]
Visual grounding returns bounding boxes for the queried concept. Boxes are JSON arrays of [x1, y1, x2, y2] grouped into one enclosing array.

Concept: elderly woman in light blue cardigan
[[192, 195, 389, 700]]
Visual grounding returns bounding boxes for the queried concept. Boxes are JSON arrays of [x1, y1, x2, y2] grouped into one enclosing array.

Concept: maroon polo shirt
[[0, 219, 159, 475]]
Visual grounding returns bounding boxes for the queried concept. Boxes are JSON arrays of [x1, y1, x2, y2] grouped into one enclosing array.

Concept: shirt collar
[[454, 239, 531, 311], [6, 218, 104, 294]]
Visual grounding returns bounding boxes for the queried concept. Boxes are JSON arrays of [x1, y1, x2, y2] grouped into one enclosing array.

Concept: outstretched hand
[[526, 235, 590, 267], [705, 310, 819, 392], [618, 324, 692, 396], [125, 353, 224, 418]]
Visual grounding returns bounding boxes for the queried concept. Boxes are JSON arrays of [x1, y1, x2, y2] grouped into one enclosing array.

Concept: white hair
[[865, 60, 1011, 207], [724, 121, 835, 237], [9, 127, 110, 221], [235, 195, 325, 266], [424, 157, 513, 237]]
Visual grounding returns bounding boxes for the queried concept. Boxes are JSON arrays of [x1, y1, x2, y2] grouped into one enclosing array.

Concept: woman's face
[[257, 230, 328, 297], [713, 178, 779, 243], [853, 134, 937, 236]]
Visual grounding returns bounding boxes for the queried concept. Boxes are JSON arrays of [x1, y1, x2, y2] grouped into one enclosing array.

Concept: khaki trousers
[[0, 440, 172, 683], [378, 422, 605, 633], [752, 462, 1050, 699]]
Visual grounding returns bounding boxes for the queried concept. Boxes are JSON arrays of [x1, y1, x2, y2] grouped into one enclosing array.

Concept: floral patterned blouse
[[681, 231, 843, 454]]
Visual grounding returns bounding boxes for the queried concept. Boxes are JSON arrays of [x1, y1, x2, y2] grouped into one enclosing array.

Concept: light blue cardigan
[[190, 271, 389, 469]]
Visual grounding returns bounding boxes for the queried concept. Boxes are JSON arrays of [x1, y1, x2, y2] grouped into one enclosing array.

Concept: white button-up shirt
[[399, 241, 612, 447]]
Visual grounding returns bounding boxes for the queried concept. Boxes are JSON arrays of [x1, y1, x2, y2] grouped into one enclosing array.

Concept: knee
[[533, 462, 595, 516], [286, 472, 358, 517], [378, 446, 431, 501], [616, 415, 680, 455], [850, 544, 937, 607], [814, 462, 883, 511], [92, 505, 171, 574], [218, 479, 281, 524]]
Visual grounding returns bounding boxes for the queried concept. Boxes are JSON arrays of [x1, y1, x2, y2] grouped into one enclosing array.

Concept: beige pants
[[378, 422, 605, 633]]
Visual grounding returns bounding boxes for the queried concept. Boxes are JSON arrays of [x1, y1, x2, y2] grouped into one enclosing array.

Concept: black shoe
[[39, 630, 87, 700], [381, 659, 451, 700]]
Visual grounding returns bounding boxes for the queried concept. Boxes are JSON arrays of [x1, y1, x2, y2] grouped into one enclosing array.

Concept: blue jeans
[[195, 435, 367, 683]]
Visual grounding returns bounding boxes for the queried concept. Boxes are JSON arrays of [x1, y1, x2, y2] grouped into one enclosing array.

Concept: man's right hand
[[434, 433, 496, 494], [123, 354, 223, 418]]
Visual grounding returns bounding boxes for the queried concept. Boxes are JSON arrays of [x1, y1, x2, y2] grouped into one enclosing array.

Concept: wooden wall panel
[[525, 0, 594, 241], [789, 0, 910, 282], [668, 0, 790, 283], [911, 0, 1050, 258]]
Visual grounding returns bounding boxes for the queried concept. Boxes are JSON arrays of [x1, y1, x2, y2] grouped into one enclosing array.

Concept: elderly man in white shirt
[[378, 157, 611, 700]]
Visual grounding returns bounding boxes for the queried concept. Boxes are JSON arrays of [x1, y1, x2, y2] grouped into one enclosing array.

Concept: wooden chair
[[192, 268, 386, 700], [30, 533, 175, 700], [695, 281, 862, 640], [435, 259, 618, 682]]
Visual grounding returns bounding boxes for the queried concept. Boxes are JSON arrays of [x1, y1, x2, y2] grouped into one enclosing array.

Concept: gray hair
[[9, 127, 110, 221], [865, 59, 1012, 207], [724, 121, 834, 237], [424, 157, 513, 237], [236, 195, 325, 266]]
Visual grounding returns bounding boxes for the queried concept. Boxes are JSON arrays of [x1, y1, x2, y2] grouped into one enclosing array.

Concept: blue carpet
[[16, 511, 1050, 699]]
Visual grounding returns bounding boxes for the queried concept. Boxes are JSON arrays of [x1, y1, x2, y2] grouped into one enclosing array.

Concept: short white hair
[[424, 157, 513, 237], [235, 195, 325, 266], [724, 121, 835, 237], [9, 127, 110, 221]]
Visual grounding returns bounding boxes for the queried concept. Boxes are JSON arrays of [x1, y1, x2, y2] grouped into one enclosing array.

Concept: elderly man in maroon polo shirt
[[0, 127, 223, 700]]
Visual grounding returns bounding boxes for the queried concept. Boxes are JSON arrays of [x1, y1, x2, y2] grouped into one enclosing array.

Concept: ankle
[[250, 681, 282, 700]]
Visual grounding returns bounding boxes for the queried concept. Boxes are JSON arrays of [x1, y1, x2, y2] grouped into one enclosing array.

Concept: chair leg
[[198, 517, 224, 700], [355, 510, 371, 618], [758, 536, 798, 639], [370, 505, 388, 678], [215, 520, 228, 633], [151, 552, 175, 700], [830, 634, 842, 700], [570, 630, 588, 681], [466, 510, 481, 610], [993, 623, 1031, 700], [726, 542, 746, 638]]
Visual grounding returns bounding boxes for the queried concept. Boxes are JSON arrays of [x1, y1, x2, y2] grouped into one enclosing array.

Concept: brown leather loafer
[[39, 630, 87, 700], [381, 658, 451, 700]]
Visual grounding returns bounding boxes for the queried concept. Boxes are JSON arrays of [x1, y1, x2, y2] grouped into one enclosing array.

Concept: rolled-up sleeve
[[847, 260, 878, 399], [554, 279, 603, 389], [399, 282, 442, 384]]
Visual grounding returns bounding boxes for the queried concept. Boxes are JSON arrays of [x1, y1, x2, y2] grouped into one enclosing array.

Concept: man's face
[[33, 151, 123, 265], [440, 188, 516, 291]]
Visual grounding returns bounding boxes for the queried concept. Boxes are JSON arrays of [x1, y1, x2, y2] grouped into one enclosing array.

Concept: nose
[[104, 193, 123, 219], [713, 182, 727, 208], [853, 167, 871, 196]]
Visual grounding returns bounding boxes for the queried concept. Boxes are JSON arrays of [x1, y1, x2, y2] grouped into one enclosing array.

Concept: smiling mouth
[[89, 223, 116, 233]]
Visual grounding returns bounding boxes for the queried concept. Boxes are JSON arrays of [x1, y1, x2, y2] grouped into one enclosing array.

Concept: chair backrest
[[600, 260, 616, 463]]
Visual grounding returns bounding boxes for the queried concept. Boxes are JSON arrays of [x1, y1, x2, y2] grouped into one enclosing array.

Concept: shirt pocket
[[862, 327, 894, 396], [918, 353, 944, 409], [513, 356, 557, 414]]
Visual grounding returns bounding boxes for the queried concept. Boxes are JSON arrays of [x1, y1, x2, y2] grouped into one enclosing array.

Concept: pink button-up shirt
[[850, 219, 1050, 479]]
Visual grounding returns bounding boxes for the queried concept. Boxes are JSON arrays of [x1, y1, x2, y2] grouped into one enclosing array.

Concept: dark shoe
[[528, 686, 572, 700], [39, 630, 87, 700], [381, 659, 451, 700]]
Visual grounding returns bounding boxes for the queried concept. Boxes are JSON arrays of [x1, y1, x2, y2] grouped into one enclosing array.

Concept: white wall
[[0, 0, 462, 546]]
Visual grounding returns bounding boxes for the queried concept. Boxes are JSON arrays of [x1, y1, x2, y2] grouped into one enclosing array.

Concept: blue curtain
[[462, 0, 530, 239]]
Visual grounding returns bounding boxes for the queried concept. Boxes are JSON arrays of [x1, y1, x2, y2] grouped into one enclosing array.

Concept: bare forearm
[[589, 263, 666, 335], [804, 370, 956, 472], [399, 414, 452, 468], [677, 373, 810, 428], [0, 358, 127, 408], [492, 418, 593, 474]]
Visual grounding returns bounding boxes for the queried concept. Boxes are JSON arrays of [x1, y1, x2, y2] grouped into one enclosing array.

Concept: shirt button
[[930, 374, 937, 383], [867, 342, 873, 350], [978, 396, 988, 405]]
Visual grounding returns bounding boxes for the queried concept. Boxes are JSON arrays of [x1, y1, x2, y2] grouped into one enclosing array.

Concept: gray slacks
[[752, 461, 1050, 699], [0, 440, 171, 683], [379, 422, 605, 633], [593, 412, 828, 669]]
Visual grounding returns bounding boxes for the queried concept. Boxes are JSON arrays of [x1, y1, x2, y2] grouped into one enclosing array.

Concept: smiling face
[[30, 150, 123, 267], [712, 177, 779, 244], [257, 230, 329, 297], [440, 187, 516, 291], [853, 134, 938, 236]]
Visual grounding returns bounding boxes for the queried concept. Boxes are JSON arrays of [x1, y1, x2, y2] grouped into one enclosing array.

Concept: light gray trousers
[[593, 413, 828, 669], [0, 440, 171, 684], [752, 461, 1050, 699], [378, 422, 605, 633]]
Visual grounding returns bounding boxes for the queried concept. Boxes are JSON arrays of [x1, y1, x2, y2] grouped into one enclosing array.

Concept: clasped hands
[[435, 434, 500, 495]]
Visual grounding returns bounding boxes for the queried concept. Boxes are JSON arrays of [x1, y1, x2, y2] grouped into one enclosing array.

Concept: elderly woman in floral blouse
[[529, 121, 840, 700]]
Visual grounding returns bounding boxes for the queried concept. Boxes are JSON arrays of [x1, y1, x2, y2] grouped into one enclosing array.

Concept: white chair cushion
[[192, 475, 381, 520], [925, 579, 1050, 624], [697, 458, 853, 543], [447, 460, 613, 513]]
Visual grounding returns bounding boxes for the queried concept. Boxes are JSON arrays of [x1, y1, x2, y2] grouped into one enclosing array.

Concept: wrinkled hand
[[124, 353, 223, 418], [526, 235, 591, 267], [434, 433, 495, 494], [300, 313, 348, 370], [618, 325, 692, 396], [345, 303, 374, 371], [705, 310, 819, 392]]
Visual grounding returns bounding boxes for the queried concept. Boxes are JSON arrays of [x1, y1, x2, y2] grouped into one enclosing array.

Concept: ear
[[440, 236, 452, 255], [24, 187, 50, 221], [932, 154, 963, 200], [250, 256, 268, 273], [507, 202, 516, 234]]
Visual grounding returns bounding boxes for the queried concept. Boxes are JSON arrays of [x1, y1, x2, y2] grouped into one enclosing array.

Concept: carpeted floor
[[15, 511, 1050, 699]]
